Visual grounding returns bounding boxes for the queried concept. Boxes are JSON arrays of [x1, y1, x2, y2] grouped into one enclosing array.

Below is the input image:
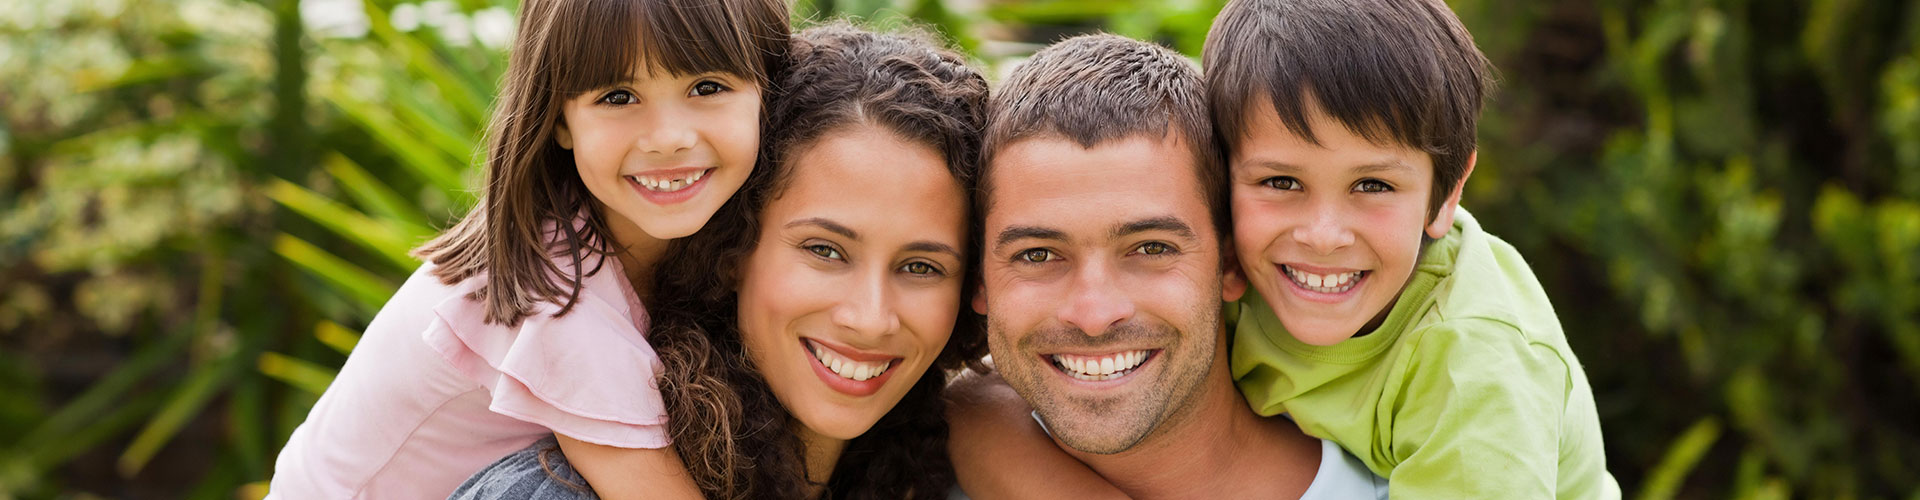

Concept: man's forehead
[[983, 135, 1211, 238]]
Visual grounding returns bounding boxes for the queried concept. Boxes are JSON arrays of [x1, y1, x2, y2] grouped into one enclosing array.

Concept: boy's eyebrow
[[1352, 161, 1416, 176], [994, 225, 1068, 250], [788, 218, 859, 240], [1112, 216, 1196, 241]]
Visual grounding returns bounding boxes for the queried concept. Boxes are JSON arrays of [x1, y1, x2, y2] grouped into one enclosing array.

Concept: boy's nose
[[1293, 207, 1355, 255]]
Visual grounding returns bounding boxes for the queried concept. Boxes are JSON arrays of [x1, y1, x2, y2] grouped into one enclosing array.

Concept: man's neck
[[1065, 353, 1320, 498]]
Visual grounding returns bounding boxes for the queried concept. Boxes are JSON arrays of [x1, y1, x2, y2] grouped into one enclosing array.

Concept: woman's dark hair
[[415, 0, 788, 326], [647, 21, 989, 499]]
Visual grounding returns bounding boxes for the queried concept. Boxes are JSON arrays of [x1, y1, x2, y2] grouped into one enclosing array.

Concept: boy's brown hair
[[980, 33, 1228, 240], [416, 0, 789, 327], [1204, 0, 1494, 220]]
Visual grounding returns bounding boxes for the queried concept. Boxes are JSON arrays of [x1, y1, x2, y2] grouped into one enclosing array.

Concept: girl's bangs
[[548, 0, 771, 94]]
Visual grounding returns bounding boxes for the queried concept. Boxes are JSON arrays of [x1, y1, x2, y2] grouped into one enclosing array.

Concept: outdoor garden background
[[2, 0, 1918, 498]]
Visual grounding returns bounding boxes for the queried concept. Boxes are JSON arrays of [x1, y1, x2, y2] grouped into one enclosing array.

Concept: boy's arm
[[555, 434, 704, 499], [945, 369, 1129, 500], [1385, 321, 1573, 499]]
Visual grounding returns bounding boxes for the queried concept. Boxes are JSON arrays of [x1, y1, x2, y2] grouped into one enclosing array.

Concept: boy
[[1209, 0, 1619, 497]]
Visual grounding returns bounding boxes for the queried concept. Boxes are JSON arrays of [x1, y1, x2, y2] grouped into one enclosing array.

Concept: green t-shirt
[[1229, 208, 1620, 499]]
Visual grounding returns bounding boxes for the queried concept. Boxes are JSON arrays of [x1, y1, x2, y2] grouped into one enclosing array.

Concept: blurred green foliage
[[0, 0, 1915, 498]]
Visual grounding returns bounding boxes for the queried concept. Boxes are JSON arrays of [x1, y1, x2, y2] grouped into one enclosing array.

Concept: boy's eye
[[900, 261, 942, 276], [1016, 249, 1055, 263], [597, 89, 637, 106], [691, 81, 727, 97], [1354, 179, 1393, 193], [1135, 242, 1173, 256], [1261, 177, 1302, 191], [806, 244, 843, 260]]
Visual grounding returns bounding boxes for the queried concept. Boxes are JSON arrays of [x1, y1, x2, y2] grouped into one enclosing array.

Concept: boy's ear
[[1426, 151, 1477, 239], [970, 281, 988, 315], [555, 120, 575, 150], [1221, 237, 1247, 302]]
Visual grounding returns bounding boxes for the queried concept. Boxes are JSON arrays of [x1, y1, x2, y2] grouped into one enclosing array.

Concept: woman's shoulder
[[448, 436, 599, 500]]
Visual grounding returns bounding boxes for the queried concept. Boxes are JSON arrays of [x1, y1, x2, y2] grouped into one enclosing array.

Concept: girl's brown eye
[[692, 81, 726, 96], [598, 90, 636, 106]]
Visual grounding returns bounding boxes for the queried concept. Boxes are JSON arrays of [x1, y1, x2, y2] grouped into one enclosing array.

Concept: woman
[[449, 22, 989, 500]]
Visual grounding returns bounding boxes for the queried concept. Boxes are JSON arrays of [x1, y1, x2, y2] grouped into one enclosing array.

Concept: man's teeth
[[1051, 350, 1149, 382], [809, 341, 891, 382], [627, 169, 707, 192], [1285, 265, 1363, 294]]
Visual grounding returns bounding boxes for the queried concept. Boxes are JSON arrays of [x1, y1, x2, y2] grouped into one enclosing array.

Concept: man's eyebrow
[[1112, 216, 1196, 240], [786, 218, 858, 240], [995, 225, 1068, 249]]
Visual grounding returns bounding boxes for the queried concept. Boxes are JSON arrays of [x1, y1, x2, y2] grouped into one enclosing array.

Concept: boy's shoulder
[[1420, 208, 1566, 350]]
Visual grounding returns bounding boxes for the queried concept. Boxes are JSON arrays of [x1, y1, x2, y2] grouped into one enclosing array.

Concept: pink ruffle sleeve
[[421, 260, 670, 449]]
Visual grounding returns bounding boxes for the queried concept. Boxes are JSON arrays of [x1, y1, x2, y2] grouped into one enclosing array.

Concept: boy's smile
[[1229, 97, 1469, 346]]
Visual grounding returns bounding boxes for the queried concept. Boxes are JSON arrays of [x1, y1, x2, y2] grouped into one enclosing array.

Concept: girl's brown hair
[[647, 22, 990, 499], [415, 0, 789, 326]]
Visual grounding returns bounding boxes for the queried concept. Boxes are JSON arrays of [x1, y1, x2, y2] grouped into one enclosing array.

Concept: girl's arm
[[944, 370, 1129, 500], [555, 434, 704, 500]]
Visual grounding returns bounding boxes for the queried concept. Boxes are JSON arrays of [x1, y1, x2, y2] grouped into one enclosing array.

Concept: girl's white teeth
[[628, 169, 707, 192], [808, 340, 891, 382], [1051, 350, 1150, 382], [1285, 265, 1363, 294]]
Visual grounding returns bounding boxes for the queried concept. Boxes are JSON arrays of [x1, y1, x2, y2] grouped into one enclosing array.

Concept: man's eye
[[692, 81, 726, 96], [806, 244, 843, 260], [597, 90, 637, 106], [901, 261, 941, 276], [1017, 249, 1054, 263], [1354, 179, 1392, 193], [1137, 242, 1172, 255], [1262, 177, 1301, 190]]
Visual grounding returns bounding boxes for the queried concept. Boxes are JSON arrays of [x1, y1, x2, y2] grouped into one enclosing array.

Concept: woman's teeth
[[809, 340, 892, 382], [1051, 350, 1149, 382], [1284, 265, 1363, 294], [627, 169, 707, 192]]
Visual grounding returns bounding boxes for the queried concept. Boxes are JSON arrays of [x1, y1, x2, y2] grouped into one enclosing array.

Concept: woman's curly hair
[[645, 21, 990, 499]]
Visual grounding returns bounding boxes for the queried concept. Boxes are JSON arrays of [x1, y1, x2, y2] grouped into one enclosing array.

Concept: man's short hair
[[980, 33, 1228, 240], [1204, 0, 1495, 219]]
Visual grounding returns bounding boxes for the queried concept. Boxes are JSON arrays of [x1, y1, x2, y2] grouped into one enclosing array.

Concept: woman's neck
[[796, 424, 847, 499]]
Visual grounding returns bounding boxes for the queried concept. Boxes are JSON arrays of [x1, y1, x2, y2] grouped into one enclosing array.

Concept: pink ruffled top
[[268, 252, 667, 500]]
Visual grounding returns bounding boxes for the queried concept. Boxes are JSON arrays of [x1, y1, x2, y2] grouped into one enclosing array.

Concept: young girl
[[267, 0, 787, 498], [448, 22, 991, 499]]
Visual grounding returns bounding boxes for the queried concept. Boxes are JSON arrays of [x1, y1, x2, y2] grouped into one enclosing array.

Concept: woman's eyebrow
[[787, 217, 859, 240], [904, 241, 962, 258]]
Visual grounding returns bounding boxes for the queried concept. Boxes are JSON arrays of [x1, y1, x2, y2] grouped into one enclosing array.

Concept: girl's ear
[[556, 119, 575, 150]]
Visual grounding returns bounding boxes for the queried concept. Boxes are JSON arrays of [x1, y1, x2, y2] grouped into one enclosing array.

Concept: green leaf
[[322, 88, 470, 194], [322, 153, 433, 234], [273, 233, 399, 314], [315, 320, 362, 355], [257, 352, 338, 396], [1638, 417, 1723, 500], [117, 354, 239, 476], [266, 178, 421, 272]]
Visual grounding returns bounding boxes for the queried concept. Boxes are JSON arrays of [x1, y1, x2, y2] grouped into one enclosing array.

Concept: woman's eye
[[1354, 179, 1393, 193], [901, 262, 941, 276], [1017, 249, 1055, 263], [1262, 177, 1301, 190], [597, 89, 637, 106], [1137, 242, 1173, 256], [691, 81, 726, 97], [806, 244, 842, 260]]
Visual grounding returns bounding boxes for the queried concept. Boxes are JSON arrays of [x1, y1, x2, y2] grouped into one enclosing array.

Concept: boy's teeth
[[1051, 350, 1150, 381], [1285, 265, 1363, 294], [808, 340, 892, 382]]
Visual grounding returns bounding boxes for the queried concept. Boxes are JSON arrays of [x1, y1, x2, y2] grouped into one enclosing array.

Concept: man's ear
[[1426, 151, 1476, 239], [555, 119, 575, 150], [971, 281, 988, 315], [1221, 237, 1247, 302]]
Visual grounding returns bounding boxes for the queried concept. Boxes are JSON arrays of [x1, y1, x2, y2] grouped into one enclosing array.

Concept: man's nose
[[1057, 260, 1135, 336]]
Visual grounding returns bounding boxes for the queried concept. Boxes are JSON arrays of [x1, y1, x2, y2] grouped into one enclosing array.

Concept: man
[[945, 34, 1386, 498]]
